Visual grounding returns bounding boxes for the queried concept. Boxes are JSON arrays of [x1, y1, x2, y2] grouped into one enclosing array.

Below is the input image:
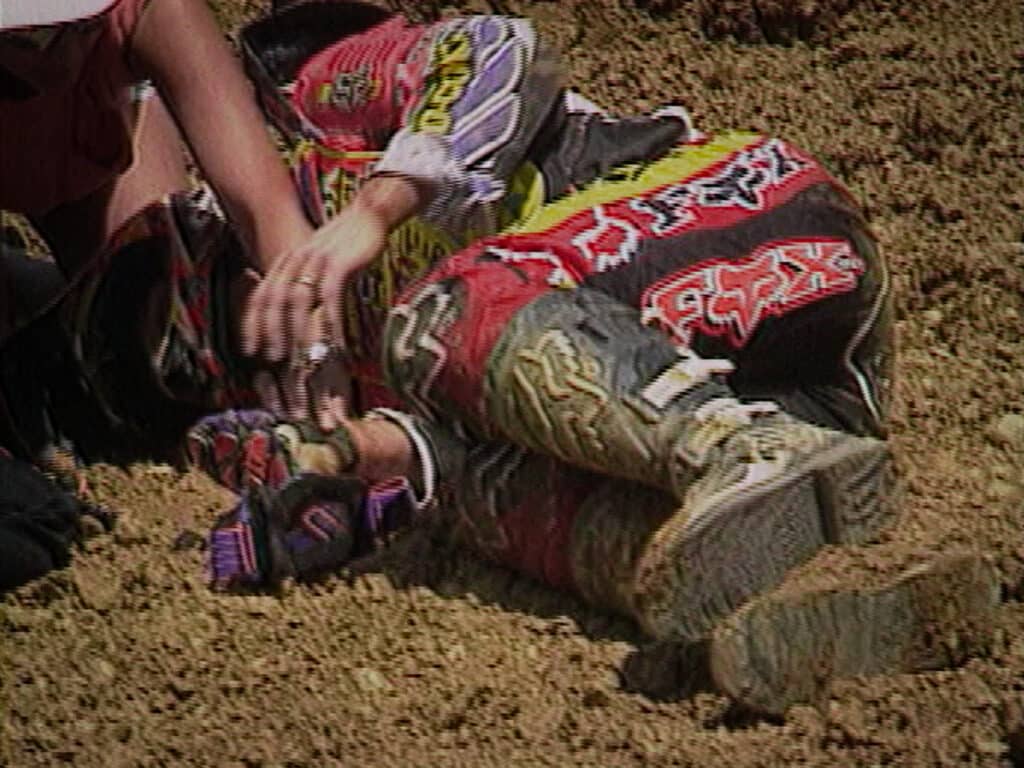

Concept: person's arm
[[243, 172, 431, 362], [247, 14, 565, 361], [372, 14, 563, 234], [129, 0, 313, 272]]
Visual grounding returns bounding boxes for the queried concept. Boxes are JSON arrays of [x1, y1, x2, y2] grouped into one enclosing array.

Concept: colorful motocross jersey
[[288, 14, 563, 237], [240, 9, 693, 403]]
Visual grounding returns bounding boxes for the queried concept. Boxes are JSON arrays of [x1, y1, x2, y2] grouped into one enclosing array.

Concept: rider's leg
[[382, 151, 895, 638]]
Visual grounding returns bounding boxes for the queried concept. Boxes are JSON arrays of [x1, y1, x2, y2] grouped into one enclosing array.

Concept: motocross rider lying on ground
[[1, 1, 998, 715], [192, 1, 1002, 714]]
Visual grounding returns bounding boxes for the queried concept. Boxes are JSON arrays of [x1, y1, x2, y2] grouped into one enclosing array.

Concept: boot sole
[[709, 552, 999, 715], [632, 436, 894, 642]]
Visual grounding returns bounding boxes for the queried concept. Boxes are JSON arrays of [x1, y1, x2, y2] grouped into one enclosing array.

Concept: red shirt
[[0, 0, 149, 216]]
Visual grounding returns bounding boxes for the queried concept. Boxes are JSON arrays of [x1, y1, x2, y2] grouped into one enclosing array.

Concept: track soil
[[3, 0, 1024, 765]]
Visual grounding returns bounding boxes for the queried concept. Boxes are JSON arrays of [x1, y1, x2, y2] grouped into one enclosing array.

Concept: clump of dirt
[[4, 0, 1024, 766], [696, 0, 857, 44], [1004, 697, 1024, 767]]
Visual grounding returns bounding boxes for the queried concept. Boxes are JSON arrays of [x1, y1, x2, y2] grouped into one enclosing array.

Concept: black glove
[[0, 454, 112, 592]]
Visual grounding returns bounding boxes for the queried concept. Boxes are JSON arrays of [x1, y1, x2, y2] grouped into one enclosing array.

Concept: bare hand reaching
[[240, 202, 389, 363], [252, 307, 354, 431], [239, 173, 430, 365], [240, 174, 430, 428], [254, 349, 352, 431]]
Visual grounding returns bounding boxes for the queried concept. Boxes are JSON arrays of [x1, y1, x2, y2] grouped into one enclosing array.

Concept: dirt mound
[[695, 0, 857, 44], [4, 0, 1024, 765]]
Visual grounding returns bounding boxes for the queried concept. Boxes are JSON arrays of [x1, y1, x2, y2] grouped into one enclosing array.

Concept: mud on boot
[[631, 410, 895, 642], [479, 289, 896, 642], [708, 548, 1000, 716]]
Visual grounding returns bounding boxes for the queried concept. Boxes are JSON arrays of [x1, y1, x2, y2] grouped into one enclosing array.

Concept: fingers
[[240, 282, 263, 358], [243, 211, 383, 361], [275, 251, 322, 364], [309, 354, 352, 432], [328, 395, 349, 432], [256, 365, 312, 423], [255, 342, 352, 430], [242, 276, 281, 360], [244, 248, 324, 362], [254, 370, 285, 418], [262, 262, 309, 363], [315, 392, 350, 433], [304, 305, 329, 350], [308, 356, 334, 431], [284, 365, 313, 422], [314, 388, 339, 432], [321, 262, 349, 348], [238, 268, 262, 358]]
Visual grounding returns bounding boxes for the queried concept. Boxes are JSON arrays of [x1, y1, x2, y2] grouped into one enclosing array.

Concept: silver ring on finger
[[302, 341, 348, 368], [306, 341, 331, 366]]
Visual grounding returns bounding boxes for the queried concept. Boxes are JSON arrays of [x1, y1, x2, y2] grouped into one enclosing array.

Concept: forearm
[[286, 173, 428, 286], [131, 0, 312, 271], [349, 174, 431, 233], [374, 16, 564, 232]]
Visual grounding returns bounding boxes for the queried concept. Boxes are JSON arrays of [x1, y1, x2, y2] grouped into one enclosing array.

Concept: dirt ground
[[3, 0, 1024, 765]]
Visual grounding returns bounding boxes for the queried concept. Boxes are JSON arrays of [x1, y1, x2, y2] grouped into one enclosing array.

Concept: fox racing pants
[[381, 132, 892, 596]]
